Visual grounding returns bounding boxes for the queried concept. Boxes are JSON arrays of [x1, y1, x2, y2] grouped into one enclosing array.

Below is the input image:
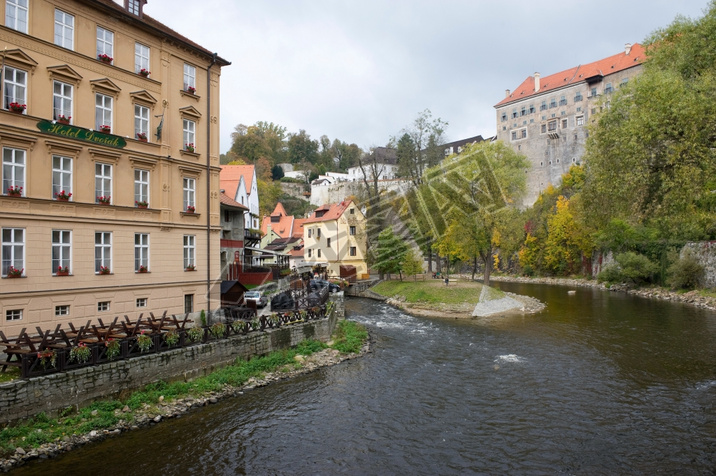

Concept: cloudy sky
[[140, 0, 708, 154]]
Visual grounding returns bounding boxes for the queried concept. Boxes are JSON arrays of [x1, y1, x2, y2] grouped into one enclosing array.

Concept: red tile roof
[[292, 218, 307, 239], [304, 200, 354, 224], [220, 165, 255, 201], [220, 193, 248, 210], [260, 202, 296, 239], [495, 43, 645, 107]]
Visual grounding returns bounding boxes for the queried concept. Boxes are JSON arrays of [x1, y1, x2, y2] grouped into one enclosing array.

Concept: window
[[1, 227, 24, 277], [590, 87, 597, 98], [574, 92, 583, 102], [308, 249, 312, 258], [549, 98, 557, 108], [183, 235, 195, 269], [529, 105, 535, 114], [53, 81, 72, 122], [4, 66, 27, 111], [183, 178, 195, 211], [95, 163, 112, 204], [576, 115, 585, 126], [97, 301, 110, 312], [350, 246, 356, 257], [6, 0, 28, 33], [134, 233, 149, 272], [500, 113, 507, 122], [135, 42, 150, 73], [562, 119, 568, 129], [3, 148, 25, 196], [183, 64, 196, 91], [183, 119, 195, 150], [6, 309, 22, 321], [604, 83, 613, 94], [511, 131, 517, 141], [548, 120, 557, 132], [55, 305, 70, 317], [621, 78, 629, 87], [184, 294, 194, 314], [54, 9, 74, 49], [95, 93, 112, 131], [308, 229, 312, 238], [95, 232, 112, 273], [134, 104, 149, 141], [327, 237, 331, 248], [350, 208, 355, 214], [136, 298, 147, 308], [541, 124, 547, 134], [521, 129, 527, 138], [96, 27, 113, 61], [134, 169, 149, 206], [128, 0, 140, 15], [317, 249, 321, 258], [540, 100, 547, 111], [52, 230, 71, 275], [52, 155, 72, 199], [520, 106, 526, 116], [350, 226, 356, 236], [317, 228, 321, 239], [511, 109, 517, 119]]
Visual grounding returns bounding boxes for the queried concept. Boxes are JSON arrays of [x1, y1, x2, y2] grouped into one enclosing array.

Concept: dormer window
[[125, 0, 145, 16]]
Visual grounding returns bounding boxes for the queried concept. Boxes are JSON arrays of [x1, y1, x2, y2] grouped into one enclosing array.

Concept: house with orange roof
[[303, 200, 367, 279], [495, 43, 645, 205], [220, 164, 259, 229]]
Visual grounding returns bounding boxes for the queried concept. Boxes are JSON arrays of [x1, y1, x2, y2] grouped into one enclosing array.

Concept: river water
[[12, 283, 716, 475]]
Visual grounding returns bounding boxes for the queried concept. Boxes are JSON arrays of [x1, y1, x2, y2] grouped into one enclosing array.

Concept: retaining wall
[[0, 297, 343, 424]]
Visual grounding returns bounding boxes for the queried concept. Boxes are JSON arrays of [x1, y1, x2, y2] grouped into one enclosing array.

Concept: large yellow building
[[303, 200, 367, 279], [0, 0, 229, 335]]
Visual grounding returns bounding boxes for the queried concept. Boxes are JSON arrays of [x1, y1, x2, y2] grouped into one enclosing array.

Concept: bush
[[667, 249, 705, 290], [597, 251, 659, 286]]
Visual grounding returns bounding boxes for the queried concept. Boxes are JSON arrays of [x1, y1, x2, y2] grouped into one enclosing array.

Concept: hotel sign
[[37, 120, 127, 149]]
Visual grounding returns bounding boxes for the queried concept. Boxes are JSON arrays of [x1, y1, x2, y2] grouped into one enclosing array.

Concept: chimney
[[534, 72, 541, 92], [505, 89, 511, 98], [625, 43, 632, 55]]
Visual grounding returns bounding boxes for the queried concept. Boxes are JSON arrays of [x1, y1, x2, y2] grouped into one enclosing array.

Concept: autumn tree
[[374, 226, 409, 280], [401, 248, 424, 281], [394, 109, 447, 186]]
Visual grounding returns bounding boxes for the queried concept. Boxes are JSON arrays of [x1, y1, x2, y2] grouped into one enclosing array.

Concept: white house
[[220, 165, 260, 229]]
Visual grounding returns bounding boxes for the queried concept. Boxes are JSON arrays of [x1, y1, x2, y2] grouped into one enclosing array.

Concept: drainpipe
[[206, 53, 217, 313]]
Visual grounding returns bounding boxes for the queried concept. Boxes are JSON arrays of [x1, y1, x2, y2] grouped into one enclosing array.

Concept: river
[[11, 282, 716, 475]]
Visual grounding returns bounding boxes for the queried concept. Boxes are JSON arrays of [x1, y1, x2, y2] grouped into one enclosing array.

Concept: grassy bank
[[371, 279, 503, 307], [0, 320, 367, 457]]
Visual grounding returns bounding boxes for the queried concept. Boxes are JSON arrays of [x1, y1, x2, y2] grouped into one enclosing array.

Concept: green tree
[[271, 164, 284, 180], [395, 109, 447, 186], [287, 130, 319, 165], [582, 3, 716, 240], [401, 248, 424, 281], [374, 226, 409, 280]]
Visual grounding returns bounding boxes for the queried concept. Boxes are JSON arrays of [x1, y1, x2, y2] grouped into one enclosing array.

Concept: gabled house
[[303, 200, 367, 279], [220, 164, 260, 230]]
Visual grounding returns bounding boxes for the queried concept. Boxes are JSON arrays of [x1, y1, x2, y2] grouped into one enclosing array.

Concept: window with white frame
[[127, 0, 140, 15], [53, 81, 72, 122], [134, 169, 149, 206], [95, 163, 112, 204], [52, 155, 72, 199], [97, 301, 110, 312], [96, 27, 113, 61], [183, 235, 195, 269], [136, 298, 147, 308], [2, 148, 25, 196], [51, 230, 71, 275], [134, 104, 149, 141], [135, 42, 149, 73], [183, 63, 196, 91], [576, 115, 585, 126], [134, 233, 149, 272], [183, 177, 195, 211], [3, 66, 26, 111], [94, 232, 111, 273], [1, 227, 24, 277], [95, 93, 112, 131], [55, 305, 70, 316], [6, 0, 28, 33], [6, 309, 23, 321], [54, 9, 74, 49], [183, 119, 195, 150]]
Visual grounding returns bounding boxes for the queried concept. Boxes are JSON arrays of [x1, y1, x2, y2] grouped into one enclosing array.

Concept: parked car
[[310, 279, 341, 293], [244, 291, 267, 308], [270, 291, 295, 311]]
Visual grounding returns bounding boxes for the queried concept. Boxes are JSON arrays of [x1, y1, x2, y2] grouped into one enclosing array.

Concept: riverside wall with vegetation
[[0, 296, 344, 425]]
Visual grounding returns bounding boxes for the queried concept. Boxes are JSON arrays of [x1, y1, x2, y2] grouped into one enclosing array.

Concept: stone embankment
[[489, 275, 716, 312], [0, 342, 370, 472]]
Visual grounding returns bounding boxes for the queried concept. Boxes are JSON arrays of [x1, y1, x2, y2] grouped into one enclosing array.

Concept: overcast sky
[[140, 0, 708, 154]]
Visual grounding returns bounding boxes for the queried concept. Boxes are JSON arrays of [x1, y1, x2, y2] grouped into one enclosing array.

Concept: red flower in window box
[[99, 125, 111, 134], [136, 132, 147, 141], [6, 185, 22, 196], [97, 195, 111, 205], [56, 266, 69, 276], [8, 102, 26, 113], [6, 266, 23, 278], [185, 205, 195, 213], [138, 265, 148, 273], [98, 53, 113, 64], [55, 190, 72, 201], [57, 115, 71, 124], [98, 265, 110, 275], [186, 86, 196, 94], [138, 68, 150, 77]]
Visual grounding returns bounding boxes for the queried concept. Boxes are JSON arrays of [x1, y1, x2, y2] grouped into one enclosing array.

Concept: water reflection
[[11, 283, 716, 475]]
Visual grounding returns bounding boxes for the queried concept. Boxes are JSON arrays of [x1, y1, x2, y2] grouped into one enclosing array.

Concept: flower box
[[55, 190, 72, 201], [57, 115, 71, 125], [185, 265, 196, 271], [138, 68, 150, 77], [135, 200, 148, 209], [6, 186, 22, 196], [96, 196, 111, 205], [98, 266, 110, 275], [98, 54, 113, 64], [56, 266, 69, 276], [185, 205, 195, 213], [136, 132, 147, 142], [99, 125, 111, 134], [186, 86, 196, 94], [184, 143, 195, 153], [138, 265, 148, 273], [8, 102, 26, 113], [6, 266, 23, 278]]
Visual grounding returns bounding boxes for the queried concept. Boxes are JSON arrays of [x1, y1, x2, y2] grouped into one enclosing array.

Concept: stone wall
[[0, 300, 344, 424], [683, 241, 716, 289]]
